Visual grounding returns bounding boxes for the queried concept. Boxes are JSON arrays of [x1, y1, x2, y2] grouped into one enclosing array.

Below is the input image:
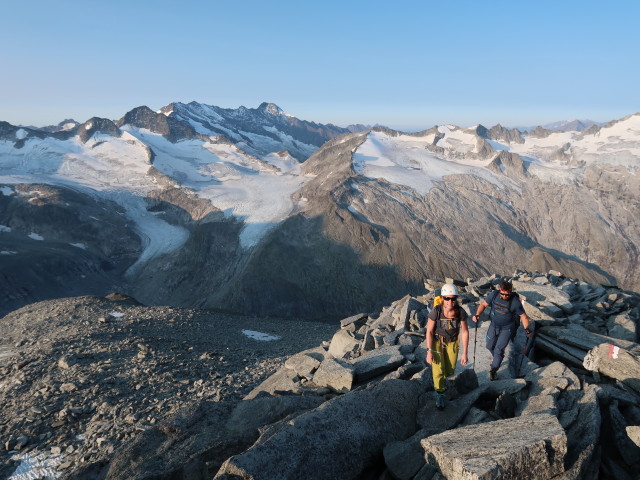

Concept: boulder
[[482, 378, 527, 396], [459, 407, 492, 427], [558, 384, 601, 480], [519, 393, 557, 417], [444, 368, 478, 399], [383, 429, 431, 480], [349, 345, 406, 383], [512, 280, 574, 312], [607, 312, 638, 342], [525, 361, 581, 396], [421, 413, 566, 480], [417, 387, 486, 433], [583, 343, 640, 395], [540, 323, 640, 355], [395, 297, 427, 330], [368, 304, 398, 330], [607, 401, 640, 470], [520, 300, 557, 325], [339, 313, 368, 329], [361, 331, 376, 352], [311, 358, 354, 393], [327, 329, 359, 359], [284, 347, 324, 379], [214, 380, 423, 480]]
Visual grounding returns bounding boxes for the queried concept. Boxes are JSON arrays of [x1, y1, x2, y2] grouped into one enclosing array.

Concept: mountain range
[[1, 103, 638, 318]]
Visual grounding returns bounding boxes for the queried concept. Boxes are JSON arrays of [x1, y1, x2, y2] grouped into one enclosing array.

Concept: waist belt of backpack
[[436, 334, 452, 347]]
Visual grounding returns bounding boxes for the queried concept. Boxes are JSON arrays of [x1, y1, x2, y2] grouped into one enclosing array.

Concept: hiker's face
[[499, 290, 511, 298]]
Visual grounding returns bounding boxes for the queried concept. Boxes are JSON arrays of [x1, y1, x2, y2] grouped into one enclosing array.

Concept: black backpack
[[433, 304, 461, 343]]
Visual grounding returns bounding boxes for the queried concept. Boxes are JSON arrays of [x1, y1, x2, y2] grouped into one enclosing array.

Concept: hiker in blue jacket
[[472, 280, 533, 380]]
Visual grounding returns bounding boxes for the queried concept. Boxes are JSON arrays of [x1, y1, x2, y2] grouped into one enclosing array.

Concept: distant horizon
[[2, 1, 638, 131], [6, 99, 629, 133]]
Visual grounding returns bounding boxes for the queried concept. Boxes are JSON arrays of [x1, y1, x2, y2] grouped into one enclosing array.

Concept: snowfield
[[352, 131, 516, 194]]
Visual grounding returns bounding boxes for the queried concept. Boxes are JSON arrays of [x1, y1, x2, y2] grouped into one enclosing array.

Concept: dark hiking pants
[[486, 322, 513, 371]]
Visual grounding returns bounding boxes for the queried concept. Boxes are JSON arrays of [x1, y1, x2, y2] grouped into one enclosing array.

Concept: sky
[[1, 0, 639, 130]]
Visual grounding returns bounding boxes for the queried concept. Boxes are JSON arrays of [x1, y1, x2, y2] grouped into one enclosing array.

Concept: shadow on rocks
[[67, 393, 326, 480]]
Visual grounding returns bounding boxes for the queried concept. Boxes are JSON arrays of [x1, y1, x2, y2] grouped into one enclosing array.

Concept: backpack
[[432, 303, 461, 343], [427, 295, 443, 313]]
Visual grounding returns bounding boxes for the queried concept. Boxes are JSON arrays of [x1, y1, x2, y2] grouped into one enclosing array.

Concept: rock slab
[[215, 379, 421, 480], [421, 413, 566, 480]]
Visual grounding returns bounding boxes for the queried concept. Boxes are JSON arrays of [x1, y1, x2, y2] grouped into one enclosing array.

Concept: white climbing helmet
[[441, 283, 459, 297]]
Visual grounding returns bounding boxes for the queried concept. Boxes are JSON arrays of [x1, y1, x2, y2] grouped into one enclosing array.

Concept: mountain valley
[[0, 104, 638, 319]]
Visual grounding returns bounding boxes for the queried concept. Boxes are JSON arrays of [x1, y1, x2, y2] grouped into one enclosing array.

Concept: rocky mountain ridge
[[1, 270, 639, 479], [1, 107, 639, 319]]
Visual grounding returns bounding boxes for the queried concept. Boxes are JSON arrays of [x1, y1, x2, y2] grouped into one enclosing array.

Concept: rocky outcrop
[[77, 117, 120, 143], [205, 270, 639, 480], [482, 123, 526, 144], [215, 380, 422, 480], [117, 105, 197, 142], [2, 270, 639, 479]]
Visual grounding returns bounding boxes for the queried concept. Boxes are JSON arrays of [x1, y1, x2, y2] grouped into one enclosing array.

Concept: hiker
[[473, 280, 533, 380], [425, 283, 469, 410]]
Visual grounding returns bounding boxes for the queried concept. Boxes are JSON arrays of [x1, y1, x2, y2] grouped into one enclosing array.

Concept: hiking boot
[[489, 369, 497, 381], [435, 392, 446, 410]]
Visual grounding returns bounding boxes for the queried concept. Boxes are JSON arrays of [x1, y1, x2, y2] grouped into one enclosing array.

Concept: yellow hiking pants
[[431, 337, 460, 393]]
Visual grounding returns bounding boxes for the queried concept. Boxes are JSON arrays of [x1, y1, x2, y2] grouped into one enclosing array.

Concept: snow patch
[[15, 129, 27, 140], [353, 131, 509, 195], [109, 311, 125, 318], [70, 243, 87, 249], [0, 225, 11, 232], [241, 330, 281, 341], [1, 250, 17, 255], [8, 451, 63, 480], [28, 233, 44, 241], [1, 186, 15, 196]]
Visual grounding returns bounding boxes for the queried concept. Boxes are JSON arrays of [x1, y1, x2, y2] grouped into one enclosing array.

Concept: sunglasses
[[499, 291, 511, 297], [442, 296, 457, 301]]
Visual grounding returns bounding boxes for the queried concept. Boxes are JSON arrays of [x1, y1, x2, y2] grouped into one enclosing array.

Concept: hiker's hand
[[426, 350, 433, 365], [460, 353, 468, 366], [525, 328, 534, 338]]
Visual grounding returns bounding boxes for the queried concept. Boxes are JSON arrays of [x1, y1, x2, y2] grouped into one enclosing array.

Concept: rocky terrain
[[0, 294, 338, 479], [1, 270, 639, 479]]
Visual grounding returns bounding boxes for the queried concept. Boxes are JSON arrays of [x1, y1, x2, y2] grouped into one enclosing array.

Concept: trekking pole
[[472, 317, 478, 371], [518, 336, 530, 376]]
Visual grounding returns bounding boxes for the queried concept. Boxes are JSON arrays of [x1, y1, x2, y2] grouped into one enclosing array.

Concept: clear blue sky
[[1, 0, 638, 130]]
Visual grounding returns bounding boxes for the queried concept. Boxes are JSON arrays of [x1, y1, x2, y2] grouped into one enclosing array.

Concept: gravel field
[[0, 294, 340, 478]]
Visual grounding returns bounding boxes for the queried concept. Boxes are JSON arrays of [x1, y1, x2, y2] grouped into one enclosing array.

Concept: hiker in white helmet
[[425, 283, 469, 410]]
